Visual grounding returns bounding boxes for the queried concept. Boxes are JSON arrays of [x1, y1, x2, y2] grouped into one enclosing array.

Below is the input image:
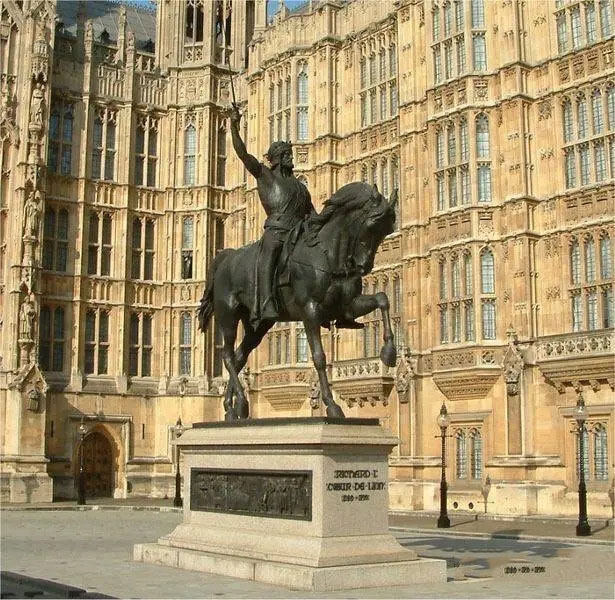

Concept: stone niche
[[134, 417, 446, 591]]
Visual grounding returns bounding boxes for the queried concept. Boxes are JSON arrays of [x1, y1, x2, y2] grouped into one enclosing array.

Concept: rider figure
[[230, 104, 315, 325]]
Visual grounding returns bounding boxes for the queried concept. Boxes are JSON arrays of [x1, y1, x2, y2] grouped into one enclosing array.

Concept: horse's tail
[[197, 249, 233, 332]]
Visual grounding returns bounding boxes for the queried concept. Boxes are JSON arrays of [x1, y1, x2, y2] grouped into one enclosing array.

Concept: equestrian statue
[[197, 104, 398, 420]]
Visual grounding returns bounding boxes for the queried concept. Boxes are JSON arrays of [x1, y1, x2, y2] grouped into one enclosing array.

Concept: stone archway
[[81, 431, 114, 498]]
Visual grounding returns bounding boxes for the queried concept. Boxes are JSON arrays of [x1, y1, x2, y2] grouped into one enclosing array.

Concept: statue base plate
[[134, 418, 446, 591]]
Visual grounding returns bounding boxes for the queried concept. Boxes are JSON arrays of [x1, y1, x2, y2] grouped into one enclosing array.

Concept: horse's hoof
[[380, 343, 397, 368], [236, 398, 250, 419], [224, 410, 236, 422], [326, 403, 345, 418]]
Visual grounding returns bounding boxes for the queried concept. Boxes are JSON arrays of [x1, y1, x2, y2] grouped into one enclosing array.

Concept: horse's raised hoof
[[235, 397, 250, 420], [380, 342, 397, 368], [326, 403, 345, 418]]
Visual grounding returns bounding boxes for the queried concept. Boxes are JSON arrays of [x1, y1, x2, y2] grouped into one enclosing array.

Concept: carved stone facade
[[0, 0, 613, 516]]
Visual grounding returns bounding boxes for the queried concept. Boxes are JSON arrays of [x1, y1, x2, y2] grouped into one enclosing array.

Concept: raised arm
[[230, 105, 262, 179]]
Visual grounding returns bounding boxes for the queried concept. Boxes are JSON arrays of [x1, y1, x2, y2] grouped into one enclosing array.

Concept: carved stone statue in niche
[[24, 190, 42, 239], [395, 348, 416, 404], [308, 370, 320, 409], [19, 295, 36, 341], [30, 83, 45, 127], [27, 387, 42, 412]]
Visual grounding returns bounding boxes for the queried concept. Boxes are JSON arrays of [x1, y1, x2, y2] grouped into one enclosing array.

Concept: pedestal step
[[134, 542, 446, 592]]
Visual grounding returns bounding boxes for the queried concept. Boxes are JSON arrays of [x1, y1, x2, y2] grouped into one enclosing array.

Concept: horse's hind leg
[[219, 316, 248, 421]]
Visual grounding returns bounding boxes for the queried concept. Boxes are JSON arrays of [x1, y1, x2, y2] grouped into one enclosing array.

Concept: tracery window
[[569, 233, 614, 331], [87, 212, 112, 276], [183, 123, 196, 185], [42, 207, 68, 272], [131, 217, 155, 280], [556, 0, 613, 54], [48, 100, 73, 175], [39, 306, 65, 372], [129, 312, 152, 377], [575, 421, 610, 483], [179, 312, 192, 375], [84, 309, 109, 375], [562, 84, 615, 189], [360, 38, 398, 127], [135, 115, 158, 187], [296, 62, 309, 142], [91, 108, 117, 181], [181, 216, 194, 279]]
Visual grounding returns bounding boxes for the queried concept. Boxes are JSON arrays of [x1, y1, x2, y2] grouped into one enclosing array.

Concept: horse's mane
[[307, 182, 374, 229]]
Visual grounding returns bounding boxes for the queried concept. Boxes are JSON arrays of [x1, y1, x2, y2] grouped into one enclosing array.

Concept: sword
[[226, 54, 238, 109]]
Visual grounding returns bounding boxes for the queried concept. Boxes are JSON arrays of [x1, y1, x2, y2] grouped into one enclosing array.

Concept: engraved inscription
[[326, 469, 386, 503], [190, 468, 312, 520]]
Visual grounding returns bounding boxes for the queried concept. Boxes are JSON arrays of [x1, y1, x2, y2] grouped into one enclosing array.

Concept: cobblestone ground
[[1, 510, 613, 599]]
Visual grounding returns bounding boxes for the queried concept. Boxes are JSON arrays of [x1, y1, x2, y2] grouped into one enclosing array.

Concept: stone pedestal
[[134, 417, 446, 591]]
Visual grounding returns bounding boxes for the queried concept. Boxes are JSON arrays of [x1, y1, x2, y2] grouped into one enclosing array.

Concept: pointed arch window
[[216, 126, 227, 186], [600, 235, 613, 279], [42, 207, 68, 272], [600, 0, 613, 38], [472, 33, 486, 71], [447, 124, 456, 165], [594, 424, 608, 481], [296, 328, 308, 362], [571, 240, 581, 284], [440, 261, 448, 300], [181, 216, 194, 279], [87, 212, 112, 276], [84, 309, 109, 375], [436, 130, 445, 168], [297, 63, 309, 104], [433, 8, 441, 40], [460, 119, 469, 161], [563, 100, 573, 142], [184, 124, 196, 185], [185, 0, 204, 43], [48, 102, 73, 175], [39, 306, 65, 372], [464, 253, 473, 296], [456, 431, 467, 479], [586, 1, 597, 43], [607, 86, 615, 129], [470, 429, 483, 479], [471, 0, 484, 28], [452, 256, 460, 297], [572, 293, 583, 332], [389, 44, 397, 75], [578, 97, 588, 139], [565, 149, 576, 188], [475, 114, 490, 157], [592, 90, 604, 134], [585, 238, 596, 282], [571, 6, 582, 48], [480, 249, 495, 293], [557, 12, 568, 53], [179, 312, 192, 375], [381, 159, 389, 196], [129, 312, 152, 377]]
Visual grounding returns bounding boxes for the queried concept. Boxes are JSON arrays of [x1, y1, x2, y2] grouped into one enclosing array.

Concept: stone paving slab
[[1, 509, 614, 599], [3, 500, 613, 545]]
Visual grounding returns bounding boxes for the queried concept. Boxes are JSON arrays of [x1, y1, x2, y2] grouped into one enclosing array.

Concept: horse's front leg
[[302, 303, 344, 418], [346, 293, 396, 367]]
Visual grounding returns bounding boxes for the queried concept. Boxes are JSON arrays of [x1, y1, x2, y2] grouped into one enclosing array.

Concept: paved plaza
[[1, 508, 614, 599]]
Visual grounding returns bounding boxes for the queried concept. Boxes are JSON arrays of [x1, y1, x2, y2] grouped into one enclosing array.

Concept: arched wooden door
[[81, 431, 114, 498]]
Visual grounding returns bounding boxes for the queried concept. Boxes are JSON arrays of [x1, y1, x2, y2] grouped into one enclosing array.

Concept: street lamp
[[436, 402, 451, 528], [574, 393, 591, 537], [173, 417, 185, 508], [77, 417, 88, 505]]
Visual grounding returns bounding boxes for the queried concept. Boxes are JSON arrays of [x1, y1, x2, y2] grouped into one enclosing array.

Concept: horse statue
[[197, 182, 398, 421]]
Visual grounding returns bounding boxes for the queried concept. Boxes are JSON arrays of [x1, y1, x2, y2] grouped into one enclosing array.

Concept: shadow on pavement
[[0, 571, 115, 599]]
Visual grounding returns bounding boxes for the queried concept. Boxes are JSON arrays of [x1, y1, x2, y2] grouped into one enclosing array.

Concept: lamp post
[[436, 402, 451, 528], [173, 417, 185, 508], [574, 393, 591, 537], [77, 418, 88, 505]]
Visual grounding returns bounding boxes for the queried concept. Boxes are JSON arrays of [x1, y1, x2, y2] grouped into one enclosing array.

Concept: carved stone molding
[[536, 331, 614, 393], [433, 368, 501, 401]]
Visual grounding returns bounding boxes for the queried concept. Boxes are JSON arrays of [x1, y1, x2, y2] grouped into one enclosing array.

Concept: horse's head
[[309, 182, 398, 276], [349, 183, 397, 276]]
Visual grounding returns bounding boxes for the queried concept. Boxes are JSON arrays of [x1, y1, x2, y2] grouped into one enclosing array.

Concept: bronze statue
[[230, 105, 315, 324], [199, 107, 398, 421]]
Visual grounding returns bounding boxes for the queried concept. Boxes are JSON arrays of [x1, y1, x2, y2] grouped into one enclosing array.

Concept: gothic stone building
[[0, 0, 613, 517]]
